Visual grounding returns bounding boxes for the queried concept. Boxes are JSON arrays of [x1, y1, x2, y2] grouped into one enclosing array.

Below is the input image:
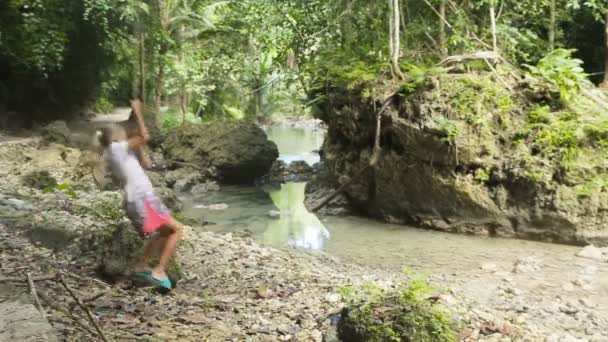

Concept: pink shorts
[[125, 192, 172, 237]]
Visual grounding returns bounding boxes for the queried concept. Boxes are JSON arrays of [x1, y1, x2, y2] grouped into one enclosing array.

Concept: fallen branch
[[65, 271, 129, 297], [38, 289, 99, 338], [83, 291, 108, 303], [439, 51, 505, 67], [483, 58, 513, 92], [0, 274, 56, 282], [59, 275, 110, 342], [27, 272, 46, 319]]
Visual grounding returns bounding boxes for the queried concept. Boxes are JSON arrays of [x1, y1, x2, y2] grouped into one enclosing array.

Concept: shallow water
[[265, 126, 324, 165], [185, 125, 608, 302]]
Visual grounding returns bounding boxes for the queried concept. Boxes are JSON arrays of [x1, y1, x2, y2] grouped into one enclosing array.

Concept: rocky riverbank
[[316, 66, 608, 245], [1, 137, 608, 341]]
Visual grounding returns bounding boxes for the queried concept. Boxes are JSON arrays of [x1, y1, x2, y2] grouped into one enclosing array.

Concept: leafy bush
[[160, 109, 202, 132], [337, 280, 457, 342], [526, 49, 593, 102], [23, 171, 58, 190], [401, 64, 446, 94]]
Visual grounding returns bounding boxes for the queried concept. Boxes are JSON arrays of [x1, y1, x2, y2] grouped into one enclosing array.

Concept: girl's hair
[[97, 127, 113, 147]]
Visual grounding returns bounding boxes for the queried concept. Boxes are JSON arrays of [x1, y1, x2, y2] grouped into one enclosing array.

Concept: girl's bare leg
[[134, 235, 166, 272], [151, 218, 184, 280]]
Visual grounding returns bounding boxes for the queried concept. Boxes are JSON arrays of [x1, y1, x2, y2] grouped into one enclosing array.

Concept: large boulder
[[317, 69, 608, 245], [162, 121, 279, 184], [40, 120, 71, 145]]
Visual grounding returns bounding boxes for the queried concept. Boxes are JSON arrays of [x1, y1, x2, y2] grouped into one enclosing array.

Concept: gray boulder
[[41, 120, 71, 145], [163, 121, 278, 184]]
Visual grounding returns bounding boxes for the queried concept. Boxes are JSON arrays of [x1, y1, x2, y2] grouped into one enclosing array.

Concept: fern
[[525, 49, 592, 102]]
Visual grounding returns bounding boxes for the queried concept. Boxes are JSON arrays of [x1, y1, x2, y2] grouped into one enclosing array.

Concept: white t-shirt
[[104, 141, 154, 202]]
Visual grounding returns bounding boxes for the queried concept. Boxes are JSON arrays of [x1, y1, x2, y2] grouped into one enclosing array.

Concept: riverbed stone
[[191, 181, 220, 195], [0, 301, 58, 342], [162, 122, 278, 184]]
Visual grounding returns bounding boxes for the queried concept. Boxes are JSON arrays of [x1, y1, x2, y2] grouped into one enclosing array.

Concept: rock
[[155, 186, 183, 211], [191, 181, 220, 195], [174, 173, 205, 193], [208, 203, 228, 211], [562, 283, 575, 292], [481, 262, 498, 272], [0, 301, 58, 342], [337, 286, 457, 342], [163, 122, 278, 184], [512, 256, 543, 274], [0, 196, 33, 211], [266, 160, 316, 184], [41, 120, 71, 145], [576, 245, 608, 262], [164, 167, 200, 187], [325, 293, 341, 303], [315, 72, 608, 244]]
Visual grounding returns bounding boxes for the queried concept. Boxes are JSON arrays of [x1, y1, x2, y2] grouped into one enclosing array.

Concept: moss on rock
[[338, 281, 457, 342], [22, 170, 58, 190]]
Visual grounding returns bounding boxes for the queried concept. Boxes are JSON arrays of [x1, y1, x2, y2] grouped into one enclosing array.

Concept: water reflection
[[266, 126, 324, 165], [261, 182, 330, 250], [185, 182, 329, 251]]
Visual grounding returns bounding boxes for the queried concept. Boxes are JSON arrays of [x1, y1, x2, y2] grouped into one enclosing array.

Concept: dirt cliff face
[[317, 71, 608, 245]]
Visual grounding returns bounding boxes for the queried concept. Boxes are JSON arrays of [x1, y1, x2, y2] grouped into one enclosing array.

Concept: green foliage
[[308, 51, 385, 91], [526, 49, 593, 102], [526, 110, 581, 168], [401, 64, 446, 94], [338, 280, 457, 342], [527, 105, 553, 125], [43, 183, 78, 199], [22, 171, 58, 190], [436, 118, 460, 146], [74, 195, 124, 225], [475, 167, 491, 183], [160, 109, 202, 131]]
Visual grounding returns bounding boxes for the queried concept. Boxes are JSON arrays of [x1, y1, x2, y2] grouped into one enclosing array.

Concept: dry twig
[[0, 274, 56, 282], [38, 289, 99, 338], [27, 272, 46, 319], [59, 274, 110, 342]]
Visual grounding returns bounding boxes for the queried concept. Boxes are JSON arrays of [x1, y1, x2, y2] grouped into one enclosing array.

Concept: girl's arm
[[127, 99, 150, 149]]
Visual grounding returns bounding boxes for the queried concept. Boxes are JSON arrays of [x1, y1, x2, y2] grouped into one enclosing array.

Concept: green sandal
[[142, 273, 172, 290]]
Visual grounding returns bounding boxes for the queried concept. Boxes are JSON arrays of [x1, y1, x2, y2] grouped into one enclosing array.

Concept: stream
[[182, 124, 608, 333]]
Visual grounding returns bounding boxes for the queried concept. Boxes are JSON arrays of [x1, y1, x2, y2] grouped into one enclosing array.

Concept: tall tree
[[549, 0, 557, 51], [489, 0, 498, 52], [439, 0, 447, 56], [389, 0, 404, 78]]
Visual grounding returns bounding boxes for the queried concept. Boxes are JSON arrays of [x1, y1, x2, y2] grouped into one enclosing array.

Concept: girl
[[96, 99, 183, 290]]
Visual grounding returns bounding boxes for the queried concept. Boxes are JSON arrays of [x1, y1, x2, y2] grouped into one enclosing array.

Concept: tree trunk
[[389, 0, 394, 70], [439, 0, 447, 56], [549, 0, 556, 51], [490, 1, 498, 52], [139, 31, 145, 103], [155, 59, 164, 112], [604, 12, 608, 82], [389, 0, 404, 79]]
